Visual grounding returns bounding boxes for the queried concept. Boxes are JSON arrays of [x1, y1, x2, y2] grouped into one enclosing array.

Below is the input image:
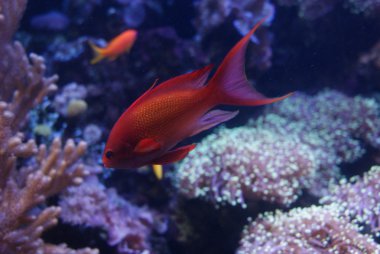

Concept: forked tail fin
[[208, 17, 293, 106], [89, 41, 106, 64]]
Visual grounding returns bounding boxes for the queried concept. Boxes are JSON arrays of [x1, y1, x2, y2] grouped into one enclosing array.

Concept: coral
[[176, 90, 380, 207], [47, 37, 89, 65], [277, 0, 380, 19], [266, 90, 380, 150], [321, 165, 380, 235], [176, 126, 318, 208], [194, 0, 275, 69], [53, 82, 88, 117], [194, 0, 274, 37], [260, 90, 380, 195], [83, 124, 103, 145], [237, 204, 380, 253], [0, 0, 98, 252], [60, 176, 162, 254]]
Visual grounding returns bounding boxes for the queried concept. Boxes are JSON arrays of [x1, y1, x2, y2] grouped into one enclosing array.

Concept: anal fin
[[190, 109, 239, 137], [151, 144, 196, 165]]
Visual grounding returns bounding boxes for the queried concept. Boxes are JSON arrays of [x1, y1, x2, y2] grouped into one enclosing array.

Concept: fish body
[[104, 79, 211, 168], [103, 18, 292, 169], [89, 29, 137, 64]]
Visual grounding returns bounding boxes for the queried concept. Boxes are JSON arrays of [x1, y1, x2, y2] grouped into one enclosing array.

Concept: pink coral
[[237, 204, 380, 253], [0, 0, 98, 252], [321, 165, 380, 235]]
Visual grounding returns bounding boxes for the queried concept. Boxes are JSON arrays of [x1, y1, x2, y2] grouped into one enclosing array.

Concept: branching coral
[[237, 204, 380, 253], [0, 0, 98, 253], [176, 90, 380, 208]]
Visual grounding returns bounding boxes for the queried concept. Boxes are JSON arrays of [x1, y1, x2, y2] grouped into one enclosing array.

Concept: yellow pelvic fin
[[88, 41, 105, 64], [152, 164, 163, 180]]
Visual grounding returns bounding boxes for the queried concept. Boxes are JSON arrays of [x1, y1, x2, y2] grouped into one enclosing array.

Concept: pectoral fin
[[134, 138, 161, 153], [151, 144, 196, 165], [190, 109, 239, 137]]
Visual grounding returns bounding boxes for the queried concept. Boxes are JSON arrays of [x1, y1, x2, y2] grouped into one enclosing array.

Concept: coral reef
[[237, 204, 380, 253], [176, 90, 380, 207], [0, 0, 97, 252], [7, 0, 380, 253]]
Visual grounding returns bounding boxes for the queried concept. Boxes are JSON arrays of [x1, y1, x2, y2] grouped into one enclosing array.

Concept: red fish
[[102, 18, 292, 170], [89, 29, 137, 64]]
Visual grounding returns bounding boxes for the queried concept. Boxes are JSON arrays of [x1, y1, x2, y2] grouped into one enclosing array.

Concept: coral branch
[[0, 0, 98, 253]]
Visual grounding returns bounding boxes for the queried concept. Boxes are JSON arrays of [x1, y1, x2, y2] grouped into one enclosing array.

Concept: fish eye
[[105, 150, 114, 159]]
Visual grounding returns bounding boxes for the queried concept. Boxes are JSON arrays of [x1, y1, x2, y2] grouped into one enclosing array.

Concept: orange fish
[[89, 29, 137, 64], [102, 18, 292, 173]]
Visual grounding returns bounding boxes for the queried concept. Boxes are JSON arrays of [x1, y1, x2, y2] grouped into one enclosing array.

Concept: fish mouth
[[101, 157, 111, 168]]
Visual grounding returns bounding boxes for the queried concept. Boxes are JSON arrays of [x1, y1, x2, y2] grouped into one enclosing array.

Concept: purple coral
[[60, 176, 162, 254], [321, 165, 380, 235], [237, 204, 380, 253], [0, 0, 97, 252]]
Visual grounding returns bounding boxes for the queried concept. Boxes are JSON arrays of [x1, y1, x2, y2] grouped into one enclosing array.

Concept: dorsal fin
[[152, 64, 213, 93], [129, 64, 213, 109]]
